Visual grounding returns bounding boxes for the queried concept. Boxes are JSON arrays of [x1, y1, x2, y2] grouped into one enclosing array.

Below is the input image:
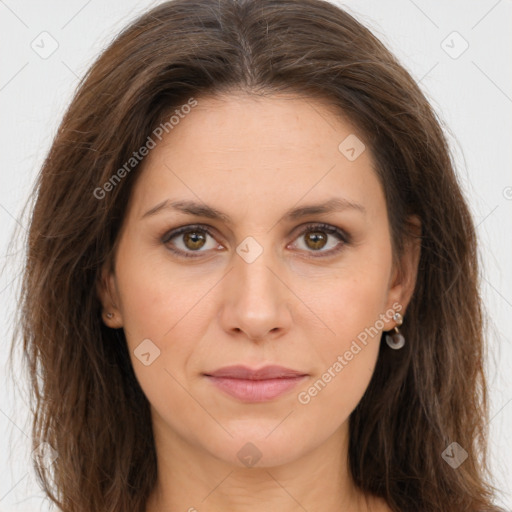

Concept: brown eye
[[162, 222, 349, 260], [304, 231, 328, 250], [291, 223, 349, 257], [182, 231, 207, 250], [162, 225, 219, 258]]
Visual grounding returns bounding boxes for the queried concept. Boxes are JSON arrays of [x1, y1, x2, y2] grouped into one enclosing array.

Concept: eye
[[162, 224, 220, 258], [290, 223, 349, 257], [161, 222, 349, 259]]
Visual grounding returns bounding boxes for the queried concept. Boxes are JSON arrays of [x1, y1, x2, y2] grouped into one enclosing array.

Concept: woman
[[10, 0, 505, 510]]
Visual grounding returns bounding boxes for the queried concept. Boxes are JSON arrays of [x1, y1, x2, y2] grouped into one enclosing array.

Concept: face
[[99, 92, 419, 468]]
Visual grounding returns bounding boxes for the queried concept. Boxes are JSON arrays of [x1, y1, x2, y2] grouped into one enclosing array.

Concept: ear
[[96, 262, 124, 329], [385, 215, 422, 317]]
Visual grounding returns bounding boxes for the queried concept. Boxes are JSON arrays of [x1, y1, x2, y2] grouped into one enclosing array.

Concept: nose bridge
[[220, 235, 291, 339], [233, 237, 281, 305]]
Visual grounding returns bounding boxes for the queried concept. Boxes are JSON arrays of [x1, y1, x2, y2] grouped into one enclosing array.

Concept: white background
[[0, 1, 511, 510]]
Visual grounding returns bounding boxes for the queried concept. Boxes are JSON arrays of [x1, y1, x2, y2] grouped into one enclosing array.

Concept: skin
[[98, 92, 420, 512]]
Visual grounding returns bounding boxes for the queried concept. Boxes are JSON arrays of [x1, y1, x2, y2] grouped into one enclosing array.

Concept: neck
[[145, 413, 386, 512]]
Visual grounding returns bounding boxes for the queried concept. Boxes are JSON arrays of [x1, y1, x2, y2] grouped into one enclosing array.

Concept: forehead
[[127, 92, 384, 223], [162, 92, 361, 156]]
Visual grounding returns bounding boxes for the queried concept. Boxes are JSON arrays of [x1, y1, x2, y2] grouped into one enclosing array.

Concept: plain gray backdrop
[[1, 1, 511, 510]]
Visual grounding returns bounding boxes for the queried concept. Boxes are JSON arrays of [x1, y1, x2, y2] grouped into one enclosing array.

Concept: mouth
[[203, 365, 308, 402]]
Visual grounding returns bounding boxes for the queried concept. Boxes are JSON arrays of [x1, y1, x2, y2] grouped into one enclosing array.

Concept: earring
[[385, 312, 405, 349], [106, 312, 114, 319]]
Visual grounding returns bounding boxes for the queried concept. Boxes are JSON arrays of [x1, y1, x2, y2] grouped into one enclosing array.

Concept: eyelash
[[161, 223, 350, 259]]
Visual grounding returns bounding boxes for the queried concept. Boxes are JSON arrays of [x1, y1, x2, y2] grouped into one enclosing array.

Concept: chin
[[209, 429, 309, 469]]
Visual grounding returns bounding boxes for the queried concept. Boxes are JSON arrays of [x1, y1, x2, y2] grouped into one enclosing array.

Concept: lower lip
[[205, 376, 307, 402]]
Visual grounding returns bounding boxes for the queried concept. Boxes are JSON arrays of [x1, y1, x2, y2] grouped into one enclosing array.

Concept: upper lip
[[204, 365, 307, 380]]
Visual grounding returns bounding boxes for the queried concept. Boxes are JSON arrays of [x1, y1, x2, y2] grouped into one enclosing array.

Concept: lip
[[206, 365, 306, 380], [204, 365, 308, 402]]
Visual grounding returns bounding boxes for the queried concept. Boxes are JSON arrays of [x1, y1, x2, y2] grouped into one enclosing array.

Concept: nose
[[218, 242, 293, 342]]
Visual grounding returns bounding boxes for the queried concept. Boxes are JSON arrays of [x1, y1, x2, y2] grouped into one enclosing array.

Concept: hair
[[7, 0, 505, 510]]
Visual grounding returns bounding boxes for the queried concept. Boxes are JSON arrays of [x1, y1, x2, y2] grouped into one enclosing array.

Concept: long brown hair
[[8, 0, 505, 510]]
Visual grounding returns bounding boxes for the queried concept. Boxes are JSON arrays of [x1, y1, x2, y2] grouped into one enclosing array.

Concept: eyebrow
[[141, 197, 366, 223]]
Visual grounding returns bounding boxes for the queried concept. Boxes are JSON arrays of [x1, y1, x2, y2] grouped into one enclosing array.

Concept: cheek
[[294, 250, 391, 407], [113, 238, 229, 399], [300, 253, 392, 349], [115, 236, 212, 343], [113, 247, 209, 424], [295, 277, 387, 424], [295, 343, 378, 438]]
